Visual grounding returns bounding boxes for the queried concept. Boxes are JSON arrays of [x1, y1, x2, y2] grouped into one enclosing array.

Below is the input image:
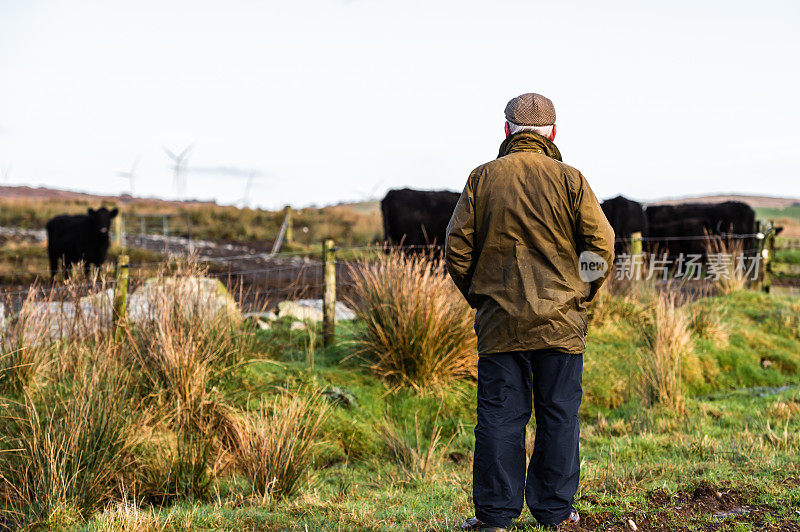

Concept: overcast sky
[[1, 0, 798, 209]]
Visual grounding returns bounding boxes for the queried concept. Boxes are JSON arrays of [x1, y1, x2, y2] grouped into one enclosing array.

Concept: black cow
[[600, 195, 647, 254], [381, 188, 460, 247], [644, 201, 756, 257], [46, 207, 119, 278]]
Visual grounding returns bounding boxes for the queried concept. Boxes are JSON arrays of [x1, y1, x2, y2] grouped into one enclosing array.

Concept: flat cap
[[504, 93, 556, 126]]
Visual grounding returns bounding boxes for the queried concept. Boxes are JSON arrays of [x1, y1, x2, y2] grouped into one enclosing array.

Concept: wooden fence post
[[113, 214, 125, 248], [113, 254, 129, 342], [762, 222, 775, 294], [630, 231, 643, 280], [284, 205, 293, 244], [322, 239, 336, 347]]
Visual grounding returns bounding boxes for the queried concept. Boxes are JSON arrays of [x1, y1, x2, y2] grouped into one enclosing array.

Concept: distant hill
[[646, 194, 800, 209], [0, 185, 218, 208]]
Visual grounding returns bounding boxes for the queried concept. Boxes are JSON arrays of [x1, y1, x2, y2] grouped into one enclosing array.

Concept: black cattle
[[381, 188, 460, 247], [644, 201, 756, 257], [46, 207, 118, 278], [600, 195, 647, 254]]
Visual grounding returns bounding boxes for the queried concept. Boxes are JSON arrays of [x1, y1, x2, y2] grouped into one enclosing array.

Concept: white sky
[[1, 0, 799, 209]]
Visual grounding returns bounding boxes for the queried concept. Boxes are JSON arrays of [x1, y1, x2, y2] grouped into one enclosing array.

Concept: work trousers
[[473, 350, 583, 527]]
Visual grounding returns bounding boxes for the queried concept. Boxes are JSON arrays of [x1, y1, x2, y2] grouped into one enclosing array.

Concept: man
[[446, 93, 614, 530]]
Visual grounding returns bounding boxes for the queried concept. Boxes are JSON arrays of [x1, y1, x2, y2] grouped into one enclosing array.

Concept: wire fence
[[0, 228, 794, 318]]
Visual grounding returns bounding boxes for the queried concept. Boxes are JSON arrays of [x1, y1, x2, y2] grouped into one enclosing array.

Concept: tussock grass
[[689, 304, 729, 347], [236, 389, 330, 502], [704, 231, 749, 294], [637, 292, 694, 410], [348, 251, 477, 389], [378, 414, 447, 483], [124, 262, 249, 428], [0, 349, 138, 528], [0, 274, 117, 394]]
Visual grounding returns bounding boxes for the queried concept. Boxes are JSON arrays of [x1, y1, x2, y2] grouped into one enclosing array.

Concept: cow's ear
[[110, 208, 119, 218], [87, 208, 96, 216]]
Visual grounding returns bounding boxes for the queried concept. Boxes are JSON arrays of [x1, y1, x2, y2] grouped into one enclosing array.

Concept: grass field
[[0, 196, 382, 248], [1, 261, 799, 530]]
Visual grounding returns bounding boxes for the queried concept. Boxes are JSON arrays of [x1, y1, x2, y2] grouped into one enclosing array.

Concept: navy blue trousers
[[473, 350, 583, 527]]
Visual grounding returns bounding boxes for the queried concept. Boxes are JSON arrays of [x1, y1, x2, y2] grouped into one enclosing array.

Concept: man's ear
[[549, 123, 557, 142], [110, 208, 119, 218], [504, 121, 511, 138]]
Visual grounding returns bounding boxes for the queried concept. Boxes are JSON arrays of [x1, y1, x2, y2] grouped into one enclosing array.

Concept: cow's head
[[87, 207, 119, 234]]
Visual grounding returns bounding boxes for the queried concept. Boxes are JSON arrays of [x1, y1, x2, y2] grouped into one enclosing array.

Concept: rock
[[7, 276, 239, 345], [242, 315, 272, 331], [243, 311, 278, 321], [127, 276, 240, 325], [322, 386, 358, 408], [290, 321, 306, 331], [448, 451, 467, 464], [14, 294, 114, 344], [277, 299, 355, 323]]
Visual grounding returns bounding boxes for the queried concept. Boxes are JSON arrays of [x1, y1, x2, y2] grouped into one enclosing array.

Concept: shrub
[[236, 389, 330, 501], [348, 251, 477, 389], [637, 292, 694, 410]]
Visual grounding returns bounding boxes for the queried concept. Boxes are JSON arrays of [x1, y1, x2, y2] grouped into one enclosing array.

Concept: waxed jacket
[[445, 132, 614, 355]]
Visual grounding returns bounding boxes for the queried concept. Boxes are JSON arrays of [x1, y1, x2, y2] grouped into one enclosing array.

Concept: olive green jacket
[[445, 132, 614, 355]]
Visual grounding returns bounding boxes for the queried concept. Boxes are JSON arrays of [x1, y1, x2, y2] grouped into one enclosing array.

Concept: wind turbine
[[1, 164, 10, 184], [162, 144, 193, 200], [117, 156, 140, 196], [240, 171, 258, 208]]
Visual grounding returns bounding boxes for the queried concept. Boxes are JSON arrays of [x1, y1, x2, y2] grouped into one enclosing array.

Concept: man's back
[[445, 131, 614, 355], [453, 93, 615, 530]]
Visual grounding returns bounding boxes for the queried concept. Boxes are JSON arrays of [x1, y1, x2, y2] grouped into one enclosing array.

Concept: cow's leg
[[49, 254, 59, 281]]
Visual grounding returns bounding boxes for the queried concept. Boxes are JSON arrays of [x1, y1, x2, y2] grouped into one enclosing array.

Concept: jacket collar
[[498, 131, 562, 162]]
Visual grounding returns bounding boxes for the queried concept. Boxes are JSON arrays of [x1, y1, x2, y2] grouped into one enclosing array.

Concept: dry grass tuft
[[236, 389, 330, 502], [378, 414, 446, 483], [0, 349, 137, 527], [348, 251, 477, 389], [689, 304, 729, 348], [637, 292, 694, 411], [704, 231, 749, 294], [0, 275, 114, 394], [124, 262, 250, 430]]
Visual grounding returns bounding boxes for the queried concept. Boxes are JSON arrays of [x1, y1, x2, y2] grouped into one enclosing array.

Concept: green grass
[[775, 248, 800, 265], [755, 205, 800, 221], [72, 291, 800, 530], [4, 288, 800, 530]]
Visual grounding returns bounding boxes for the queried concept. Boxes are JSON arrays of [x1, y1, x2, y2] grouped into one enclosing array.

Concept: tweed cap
[[504, 93, 556, 126]]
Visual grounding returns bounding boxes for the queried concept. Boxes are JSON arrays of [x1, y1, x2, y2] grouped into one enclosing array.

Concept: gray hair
[[507, 120, 554, 138]]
